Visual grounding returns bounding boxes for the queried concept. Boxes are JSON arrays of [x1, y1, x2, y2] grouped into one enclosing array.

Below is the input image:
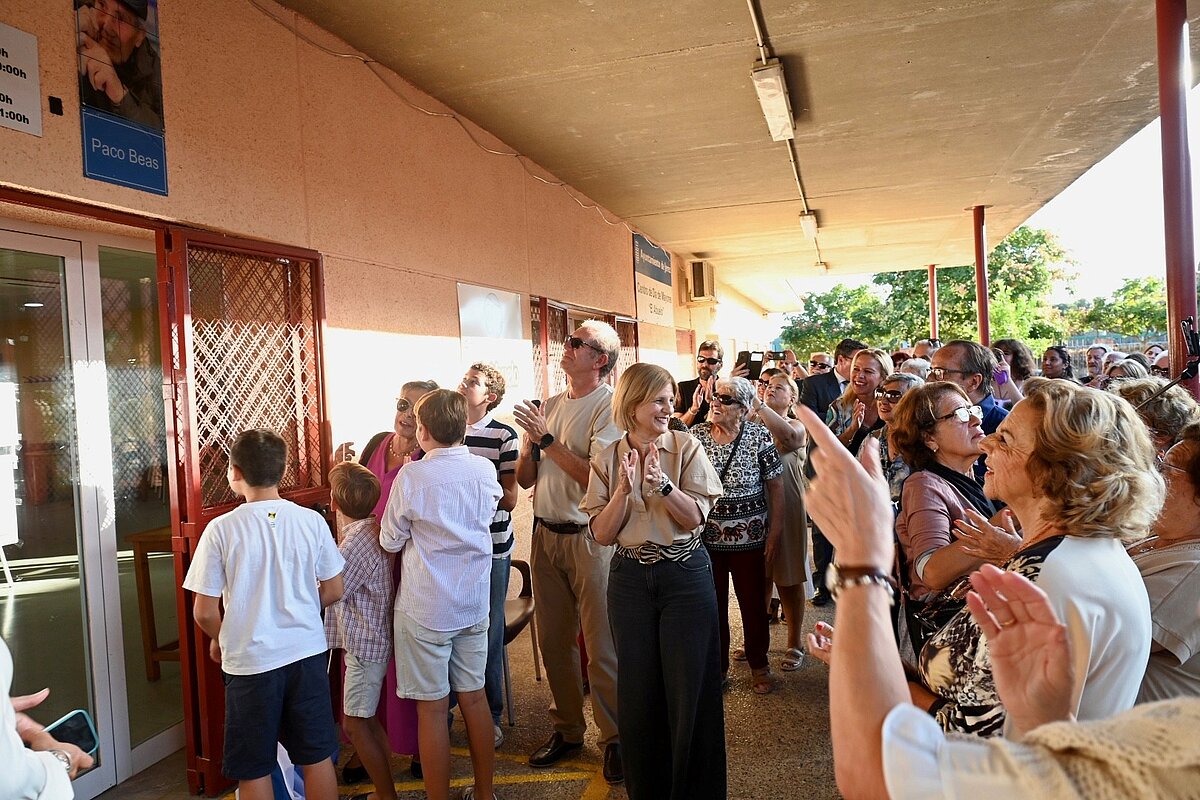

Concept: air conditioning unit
[[686, 259, 716, 304]]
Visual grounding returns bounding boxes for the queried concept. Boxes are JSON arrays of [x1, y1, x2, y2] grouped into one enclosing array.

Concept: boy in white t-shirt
[[380, 390, 502, 800], [183, 429, 345, 800]]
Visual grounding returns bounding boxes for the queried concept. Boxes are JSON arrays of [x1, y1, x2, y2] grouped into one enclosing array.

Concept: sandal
[[781, 647, 805, 672], [751, 667, 775, 695], [732, 647, 748, 661]]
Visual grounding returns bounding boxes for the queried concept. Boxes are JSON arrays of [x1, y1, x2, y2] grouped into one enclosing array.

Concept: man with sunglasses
[[674, 340, 724, 427], [929, 340, 1008, 480], [513, 321, 624, 783], [1152, 351, 1171, 378], [808, 352, 834, 374]]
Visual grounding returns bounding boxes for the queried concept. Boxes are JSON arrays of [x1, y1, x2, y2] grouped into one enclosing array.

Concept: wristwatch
[[656, 475, 674, 497], [48, 749, 71, 772], [826, 563, 896, 604], [538, 432, 555, 449]]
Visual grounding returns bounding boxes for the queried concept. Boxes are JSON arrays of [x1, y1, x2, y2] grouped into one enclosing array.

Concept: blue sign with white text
[[81, 107, 167, 196], [633, 233, 671, 285]]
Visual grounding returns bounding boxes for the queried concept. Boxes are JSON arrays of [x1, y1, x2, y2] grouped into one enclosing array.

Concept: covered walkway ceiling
[[275, 0, 1200, 312]]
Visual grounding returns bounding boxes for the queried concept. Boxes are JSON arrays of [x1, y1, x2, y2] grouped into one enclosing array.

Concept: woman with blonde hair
[[584, 363, 725, 799], [827, 347, 893, 453]]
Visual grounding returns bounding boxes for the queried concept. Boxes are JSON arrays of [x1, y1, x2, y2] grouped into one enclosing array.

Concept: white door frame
[[0, 220, 183, 798]]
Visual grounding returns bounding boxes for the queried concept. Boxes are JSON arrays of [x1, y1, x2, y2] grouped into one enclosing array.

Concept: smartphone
[[735, 350, 766, 381], [46, 708, 98, 756], [992, 348, 1008, 385]]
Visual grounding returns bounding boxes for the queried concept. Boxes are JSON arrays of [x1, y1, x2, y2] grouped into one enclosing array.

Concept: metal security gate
[[159, 228, 332, 795]]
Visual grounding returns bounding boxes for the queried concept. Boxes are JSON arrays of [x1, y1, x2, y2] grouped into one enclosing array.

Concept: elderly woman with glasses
[[889, 382, 1020, 655], [584, 364, 726, 799], [331, 379, 439, 778], [692, 376, 784, 694]]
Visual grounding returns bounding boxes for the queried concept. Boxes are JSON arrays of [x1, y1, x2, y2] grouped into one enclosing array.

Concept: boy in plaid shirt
[[324, 462, 395, 800]]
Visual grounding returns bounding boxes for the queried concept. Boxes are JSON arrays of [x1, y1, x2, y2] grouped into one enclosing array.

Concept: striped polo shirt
[[465, 413, 519, 558]]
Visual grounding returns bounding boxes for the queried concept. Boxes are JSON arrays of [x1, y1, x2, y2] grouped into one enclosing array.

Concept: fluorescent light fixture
[[751, 59, 795, 141], [22, 302, 43, 308], [799, 211, 819, 238]]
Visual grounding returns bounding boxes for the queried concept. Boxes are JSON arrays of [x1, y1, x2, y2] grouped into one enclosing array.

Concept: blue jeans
[[607, 549, 727, 800], [484, 554, 511, 725]]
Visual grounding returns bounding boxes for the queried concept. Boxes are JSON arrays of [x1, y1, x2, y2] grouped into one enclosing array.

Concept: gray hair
[[581, 319, 622, 379], [883, 371, 925, 392], [716, 376, 755, 409], [899, 358, 930, 379]]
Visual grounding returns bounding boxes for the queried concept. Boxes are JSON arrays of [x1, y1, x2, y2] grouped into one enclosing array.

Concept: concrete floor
[[98, 602, 838, 800]]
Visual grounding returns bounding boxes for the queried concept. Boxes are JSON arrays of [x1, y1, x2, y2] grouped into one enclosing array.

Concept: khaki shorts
[[342, 651, 389, 718], [393, 609, 488, 701]]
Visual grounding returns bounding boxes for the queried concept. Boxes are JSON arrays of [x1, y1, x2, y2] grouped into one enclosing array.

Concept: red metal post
[[972, 206, 991, 346], [1157, 0, 1199, 397], [926, 264, 939, 340]]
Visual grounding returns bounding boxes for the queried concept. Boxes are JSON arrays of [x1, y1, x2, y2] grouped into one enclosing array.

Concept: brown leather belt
[[539, 519, 585, 535]]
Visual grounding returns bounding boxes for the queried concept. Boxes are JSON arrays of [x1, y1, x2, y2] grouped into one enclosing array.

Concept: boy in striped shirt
[[457, 364, 519, 747]]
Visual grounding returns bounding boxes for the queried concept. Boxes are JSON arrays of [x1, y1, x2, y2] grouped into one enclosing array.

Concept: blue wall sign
[[81, 107, 167, 195], [633, 233, 674, 327]]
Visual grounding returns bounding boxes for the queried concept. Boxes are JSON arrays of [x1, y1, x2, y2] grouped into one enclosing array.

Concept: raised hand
[[641, 443, 663, 495], [954, 508, 1021, 563], [807, 621, 834, 666], [616, 448, 639, 496], [513, 400, 549, 440], [795, 406, 894, 572], [965, 564, 1075, 738], [333, 441, 356, 463], [690, 382, 705, 413]]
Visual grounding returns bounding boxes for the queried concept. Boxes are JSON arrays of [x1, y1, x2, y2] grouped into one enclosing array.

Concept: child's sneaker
[[462, 787, 498, 800]]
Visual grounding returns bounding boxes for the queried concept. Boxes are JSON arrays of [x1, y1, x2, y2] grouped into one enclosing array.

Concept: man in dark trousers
[[674, 339, 724, 427], [799, 337, 867, 605]]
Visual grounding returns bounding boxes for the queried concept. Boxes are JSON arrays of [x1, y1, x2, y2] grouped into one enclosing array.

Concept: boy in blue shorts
[[324, 461, 396, 800], [183, 429, 345, 800], [380, 390, 502, 800]]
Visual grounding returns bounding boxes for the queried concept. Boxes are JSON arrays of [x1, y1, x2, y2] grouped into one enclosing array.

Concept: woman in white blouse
[[584, 363, 725, 800]]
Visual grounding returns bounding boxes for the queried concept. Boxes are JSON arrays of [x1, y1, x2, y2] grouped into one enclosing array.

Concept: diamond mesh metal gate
[[160, 229, 331, 796]]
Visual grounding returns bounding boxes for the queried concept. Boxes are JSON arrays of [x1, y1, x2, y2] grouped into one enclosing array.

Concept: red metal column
[[1157, 0, 1199, 397], [927, 264, 939, 340], [972, 205, 991, 346]]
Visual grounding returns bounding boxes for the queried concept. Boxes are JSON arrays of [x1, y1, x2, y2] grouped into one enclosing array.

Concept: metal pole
[[927, 264, 939, 340], [1156, 0, 1199, 397], [972, 206, 990, 346]]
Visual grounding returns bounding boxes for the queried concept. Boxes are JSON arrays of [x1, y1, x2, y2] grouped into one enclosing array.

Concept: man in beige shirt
[[513, 320, 624, 784]]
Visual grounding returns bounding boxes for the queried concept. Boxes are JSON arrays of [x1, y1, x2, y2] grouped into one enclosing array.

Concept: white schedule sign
[[0, 22, 41, 136]]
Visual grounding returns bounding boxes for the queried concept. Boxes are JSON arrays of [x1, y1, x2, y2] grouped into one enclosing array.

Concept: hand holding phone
[[46, 709, 99, 757]]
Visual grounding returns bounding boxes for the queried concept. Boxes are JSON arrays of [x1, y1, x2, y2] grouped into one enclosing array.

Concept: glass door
[[0, 225, 181, 799]]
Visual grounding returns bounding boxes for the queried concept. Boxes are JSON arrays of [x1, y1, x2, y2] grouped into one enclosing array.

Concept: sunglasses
[[565, 336, 606, 355], [757, 378, 771, 386], [874, 389, 905, 403], [1151, 366, 1170, 377], [928, 367, 971, 381], [713, 393, 743, 406], [809, 361, 832, 370], [935, 405, 983, 424], [697, 356, 721, 365], [395, 399, 413, 413]]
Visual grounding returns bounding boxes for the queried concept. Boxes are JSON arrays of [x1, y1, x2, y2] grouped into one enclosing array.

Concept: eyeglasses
[[565, 336, 606, 355], [809, 361, 832, 370], [697, 356, 721, 365], [395, 399, 413, 413], [874, 389, 905, 403], [935, 405, 983, 424], [757, 378, 771, 386], [929, 367, 971, 381], [1151, 366, 1170, 377], [713, 393, 743, 406]]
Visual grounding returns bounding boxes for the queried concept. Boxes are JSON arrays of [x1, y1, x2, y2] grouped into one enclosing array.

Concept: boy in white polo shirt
[[183, 429, 345, 800], [380, 390, 502, 800]]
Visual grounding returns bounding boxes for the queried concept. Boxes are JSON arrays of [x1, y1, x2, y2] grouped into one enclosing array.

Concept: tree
[[1080, 277, 1167, 343], [780, 226, 1073, 354]]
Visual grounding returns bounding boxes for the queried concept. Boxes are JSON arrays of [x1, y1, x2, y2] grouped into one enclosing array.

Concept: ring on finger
[[997, 618, 1017, 629]]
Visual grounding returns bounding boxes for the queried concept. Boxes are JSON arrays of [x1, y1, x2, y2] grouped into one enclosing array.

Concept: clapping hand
[[641, 443, 664, 495], [965, 564, 1076, 738], [513, 400, 549, 440], [616, 448, 639, 496], [807, 621, 834, 666], [954, 508, 1021, 563]]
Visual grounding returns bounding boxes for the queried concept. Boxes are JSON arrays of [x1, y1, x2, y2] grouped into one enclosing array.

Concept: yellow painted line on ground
[[449, 746, 596, 772], [579, 768, 611, 800]]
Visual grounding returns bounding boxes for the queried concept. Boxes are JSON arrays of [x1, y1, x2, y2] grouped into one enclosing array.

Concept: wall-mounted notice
[[0, 22, 42, 136], [457, 283, 533, 414], [634, 233, 674, 328], [76, 0, 167, 195]]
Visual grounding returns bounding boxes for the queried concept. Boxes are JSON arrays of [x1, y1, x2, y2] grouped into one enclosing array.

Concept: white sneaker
[[463, 787, 499, 800], [493, 724, 505, 748]]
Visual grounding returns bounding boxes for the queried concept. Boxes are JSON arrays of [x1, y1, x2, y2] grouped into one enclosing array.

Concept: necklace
[[1127, 533, 1200, 557], [389, 434, 413, 463]]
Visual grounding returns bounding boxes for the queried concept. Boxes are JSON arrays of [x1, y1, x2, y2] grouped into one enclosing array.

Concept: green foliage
[[779, 226, 1073, 354], [1077, 277, 1167, 342]]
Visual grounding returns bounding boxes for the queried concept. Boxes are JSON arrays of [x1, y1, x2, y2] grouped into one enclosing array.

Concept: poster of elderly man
[[75, 0, 163, 131]]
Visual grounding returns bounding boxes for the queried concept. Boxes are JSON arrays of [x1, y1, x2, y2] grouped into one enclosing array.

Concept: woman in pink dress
[[334, 379, 438, 780]]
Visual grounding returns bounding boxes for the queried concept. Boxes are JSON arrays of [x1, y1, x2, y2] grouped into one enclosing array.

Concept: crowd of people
[[11, 323, 1200, 800]]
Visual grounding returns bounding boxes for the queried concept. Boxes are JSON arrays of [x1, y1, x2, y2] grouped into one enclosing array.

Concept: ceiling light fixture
[[22, 302, 44, 308], [799, 211, 819, 238], [815, 261, 829, 273], [751, 59, 795, 142]]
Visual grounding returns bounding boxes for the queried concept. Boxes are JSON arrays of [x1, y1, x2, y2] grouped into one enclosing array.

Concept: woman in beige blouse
[[584, 363, 725, 800]]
